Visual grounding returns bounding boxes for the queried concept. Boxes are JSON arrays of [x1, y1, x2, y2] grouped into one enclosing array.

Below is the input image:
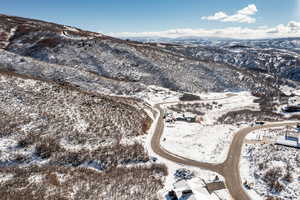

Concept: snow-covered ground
[[164, 91, 258, 125], [246, 124, 299, 141], [201, 91, 259, 125], [156, 161, 231, 200], [160, 91, 258, 163], [141, 94, 231, 200], [246, 126, 286, 141], [142, 90, 261, 200], [241, 127, 300, 200], [134, 85, 181, 106], [161, 122, 238, 163], [280, 85, 300, 96]]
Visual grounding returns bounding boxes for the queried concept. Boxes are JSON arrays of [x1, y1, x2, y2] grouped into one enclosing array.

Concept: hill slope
[[0, 14, 289, 95]]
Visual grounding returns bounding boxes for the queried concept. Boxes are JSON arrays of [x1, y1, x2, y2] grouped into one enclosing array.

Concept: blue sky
[[1, 0, 300, 38]]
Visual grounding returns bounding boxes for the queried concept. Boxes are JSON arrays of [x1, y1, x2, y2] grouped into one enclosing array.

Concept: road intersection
[[150, 98, 297, 200]]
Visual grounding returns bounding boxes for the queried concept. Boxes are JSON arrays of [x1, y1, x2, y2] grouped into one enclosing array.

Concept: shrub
[[218, 109, 283, 124], [265, 196, 283, 200], [18, 136, 35, 148], [179, 93, 201, 101], [263, 167, 284, 192], [282, 171, 293, 183], [150, 163, 168, 176], [36, 38, 60, 48], [55, 152, 86, 167], [46, 172, 60, 186], [14, 154, 29, 163], [272, 181, 284, 193], [35, 139, 61, 159]]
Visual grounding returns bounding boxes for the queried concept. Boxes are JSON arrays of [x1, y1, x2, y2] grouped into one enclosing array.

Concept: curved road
[[150, 100, 297, 200]]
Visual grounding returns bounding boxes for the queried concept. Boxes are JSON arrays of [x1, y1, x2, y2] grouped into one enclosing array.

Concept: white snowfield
[[161, 123, 238, 163], [134, 85, 181, 106], [280, 85, 300, 96], [161, 91, 258, 164]]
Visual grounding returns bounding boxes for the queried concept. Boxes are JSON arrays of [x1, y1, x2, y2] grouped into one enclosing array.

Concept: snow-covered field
[[141, 89, 298, 200], [160, 91, 258, 163], [134, 85, 181, 106], [141, 92, 231, 200], [201, 91, 259, 125], [161, 122, 238, 163], [165, 91, 258, 125], [143, 90, 261, 199], [280, 85, 300, 96], [241, 127, 300, 200]]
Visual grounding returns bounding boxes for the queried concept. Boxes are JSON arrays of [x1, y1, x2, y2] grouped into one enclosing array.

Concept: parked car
[[150, 156, 157, 162], [255, 121, 265, 125]]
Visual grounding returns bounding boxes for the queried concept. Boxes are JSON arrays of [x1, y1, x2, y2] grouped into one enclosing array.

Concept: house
[[182, 113, 197, 123], [164, 112, 173, 119], [167, 190, 178, 200], [172, 180, 196, 200], [165, 112, 176, 123], [282, 105, 300, 113], [288, 96, 300, 105], [165, 116, 175, 123], [170, 112, 201, 123], [276, 132, 300, 148], [174, 113, 185, 121]]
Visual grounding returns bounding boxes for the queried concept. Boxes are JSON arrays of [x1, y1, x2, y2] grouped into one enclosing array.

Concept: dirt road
[[151, 101, 297, 200]]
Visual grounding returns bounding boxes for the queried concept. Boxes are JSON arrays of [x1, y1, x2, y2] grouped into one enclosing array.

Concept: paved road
[[150, 100, 297, 200]]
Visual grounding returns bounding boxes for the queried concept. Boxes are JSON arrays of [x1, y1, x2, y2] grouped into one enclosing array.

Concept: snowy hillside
[[1, 14, 297, 95]]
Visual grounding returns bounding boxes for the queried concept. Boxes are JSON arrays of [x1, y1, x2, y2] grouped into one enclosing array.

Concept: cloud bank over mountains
[[110, 22, 300, 40], [108, 21, 300, 39], [201, 4, 257, 24], [109, 4, 300, 39]]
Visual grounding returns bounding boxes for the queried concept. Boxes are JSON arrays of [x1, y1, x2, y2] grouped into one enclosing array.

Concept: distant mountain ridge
[[126, 36, 300, 51], [126, 36, 300, 83]]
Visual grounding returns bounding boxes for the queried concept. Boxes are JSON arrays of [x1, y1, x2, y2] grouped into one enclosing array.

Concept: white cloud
[[201, 12, 227, 21], [222, 14, 256, 24], [267, 21, 300, 34], [108, 21, 300, 39], [237, 4, 257, 15], [201, 4, 257, 24]]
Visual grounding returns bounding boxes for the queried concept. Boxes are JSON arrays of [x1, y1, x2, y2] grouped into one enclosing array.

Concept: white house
[[172, 180, 196, 200], [276, 133, 300, 148], [288, 96, 300, 105]]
